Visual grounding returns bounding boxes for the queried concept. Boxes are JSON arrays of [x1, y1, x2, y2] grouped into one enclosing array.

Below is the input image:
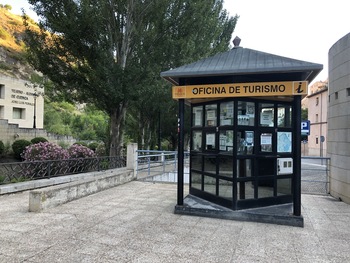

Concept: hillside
[[0, 6, 38, 80]]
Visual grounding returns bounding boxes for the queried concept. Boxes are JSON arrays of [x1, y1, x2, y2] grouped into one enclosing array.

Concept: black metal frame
[[187, 96, 299, 212]]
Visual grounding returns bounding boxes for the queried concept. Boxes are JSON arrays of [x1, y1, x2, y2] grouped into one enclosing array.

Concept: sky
[[4, 0, 349, 84]]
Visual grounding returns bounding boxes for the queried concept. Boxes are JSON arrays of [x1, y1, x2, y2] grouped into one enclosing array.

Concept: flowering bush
[[67, 144, 96, 159], [21, 142, 69, 161]]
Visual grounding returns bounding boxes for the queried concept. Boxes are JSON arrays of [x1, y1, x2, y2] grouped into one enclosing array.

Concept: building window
[[347, 88, 350, 97], [0, 106, 4, 118], [0, 84, 4, 99], [13, 107, 25, 119], [316, 97, 319, 105], [316, 114, 318, 123], [335, 92, 338, 100]]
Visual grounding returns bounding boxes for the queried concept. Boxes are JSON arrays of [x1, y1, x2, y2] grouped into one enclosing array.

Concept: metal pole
[[33, 94, 37, 129], [177, 99, 184, 205], [293, 95, 302, 216]]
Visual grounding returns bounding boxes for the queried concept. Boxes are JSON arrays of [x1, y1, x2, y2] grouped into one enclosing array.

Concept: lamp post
[[33, 91, 38, 129]]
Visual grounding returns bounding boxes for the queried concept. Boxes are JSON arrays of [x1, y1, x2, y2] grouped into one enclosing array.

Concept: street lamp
[[33, 90, 39, 129], [25, 82, 40, 129]]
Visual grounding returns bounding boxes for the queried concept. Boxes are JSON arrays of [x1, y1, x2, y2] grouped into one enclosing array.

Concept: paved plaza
[[1, 181, 350, 262]]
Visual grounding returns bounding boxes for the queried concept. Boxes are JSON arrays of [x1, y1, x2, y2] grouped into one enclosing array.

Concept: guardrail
[[136, 150, 189, 179], [137, 153, 330, 195], [0, 156, 126, 185]]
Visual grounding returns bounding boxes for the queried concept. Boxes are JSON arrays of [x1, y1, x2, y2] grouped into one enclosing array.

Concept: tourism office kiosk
[[161, 40, 322, 226]]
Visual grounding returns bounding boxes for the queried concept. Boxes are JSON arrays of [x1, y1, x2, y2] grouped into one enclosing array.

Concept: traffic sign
[[301, 120, 310, 136]]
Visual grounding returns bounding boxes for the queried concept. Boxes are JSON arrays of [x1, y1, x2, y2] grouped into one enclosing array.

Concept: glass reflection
[[277, 105, 292, 127], [237, 101, 255, 126], [192, 106, 203, 127], [219, 180, 233, 199], [191, 172, 202, 190], [219, 130, 234, 152], [237, 181, 255, 200], [259, 103, 274, 127], [218, 156, 233, 177], [204, 175, 216, 195], [220, 101, 234, 126], [205, 104, 217, 127], [192, 131, 202, 151], [277, 178, 292, 196]]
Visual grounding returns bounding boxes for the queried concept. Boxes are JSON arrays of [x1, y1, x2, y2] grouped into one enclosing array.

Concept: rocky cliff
[[0, 7, 37, 80]]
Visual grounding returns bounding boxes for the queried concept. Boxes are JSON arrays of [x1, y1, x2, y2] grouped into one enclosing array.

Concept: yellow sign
[[172, 81, 308, 99]]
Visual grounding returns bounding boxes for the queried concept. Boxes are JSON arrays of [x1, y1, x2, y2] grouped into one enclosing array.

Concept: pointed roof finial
[[233, 36, 241, 48]]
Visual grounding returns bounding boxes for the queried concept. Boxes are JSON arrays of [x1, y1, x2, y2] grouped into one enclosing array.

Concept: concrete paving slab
[[0, 181, 350, 262]]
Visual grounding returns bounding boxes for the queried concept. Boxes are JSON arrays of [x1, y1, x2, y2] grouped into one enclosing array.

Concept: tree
[[301, 108, 308, 121], [24, 0, 237, 155]]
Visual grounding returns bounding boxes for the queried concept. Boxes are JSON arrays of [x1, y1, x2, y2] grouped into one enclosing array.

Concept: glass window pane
[[219, 130, 234, 152], [237, 159, 252, 178], [277, 132, 292, 153], [204, 156, 216, 174], [192, 131, 202, 151], [205, 104, 217, 126], [237, 101, 255, 126], [219, 179, 232, 199], [205, 132, 216, 151], [191, 155, 202, 171], [277, 178, 292, 196], [258, 179, 274, 198], [191, 172, 202, 190], [193, 106, 203, 127], [237, 131, 254, 155], [220, 101, 234, 126], [237, 181, 255, 200], [258, 158, 275, 176], [13, 107, 24, 119], [278, 105, 292, 127], [204, 176, 216, 195], [218, 156, 233, 177], [260, 133, 272, 152], [259, 103, 274, 127]]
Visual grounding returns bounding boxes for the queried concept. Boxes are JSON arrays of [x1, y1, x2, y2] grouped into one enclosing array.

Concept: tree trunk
[[109, 102, 127, 156]]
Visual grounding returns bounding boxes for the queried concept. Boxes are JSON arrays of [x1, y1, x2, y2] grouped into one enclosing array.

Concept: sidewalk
[[1, 181, 350, 262]]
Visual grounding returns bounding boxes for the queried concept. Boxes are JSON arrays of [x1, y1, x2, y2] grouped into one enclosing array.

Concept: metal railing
[[301, 156, 330, 195], [137, 152, 330, 196], [0, 156, 126, 184], [136, 150, 189, 180]]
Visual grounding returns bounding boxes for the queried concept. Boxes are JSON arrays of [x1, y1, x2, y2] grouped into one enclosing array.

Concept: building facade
[[306, 81, 328, 156], [0, 75, 44, 129], [328, 32, 350, 204]]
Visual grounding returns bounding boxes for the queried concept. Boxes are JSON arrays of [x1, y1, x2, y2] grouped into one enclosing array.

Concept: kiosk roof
[[161, 46, 323, 86]]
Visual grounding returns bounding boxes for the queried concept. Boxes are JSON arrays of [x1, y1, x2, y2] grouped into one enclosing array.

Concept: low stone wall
[[0, 119, 76, 147], [29, 168, 134, 212]]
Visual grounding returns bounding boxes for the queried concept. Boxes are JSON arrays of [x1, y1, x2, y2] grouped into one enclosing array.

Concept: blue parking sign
[[301, 120, 310, 135]]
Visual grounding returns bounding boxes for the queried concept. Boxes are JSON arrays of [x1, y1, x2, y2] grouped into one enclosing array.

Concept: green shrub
[[31, 137, 48, 144], [12, 139, 31, 160], [88, 142, 99, 152], [95, 143, 106, 156], [74, 141, 88, 147], [0, 140, 4, 155]]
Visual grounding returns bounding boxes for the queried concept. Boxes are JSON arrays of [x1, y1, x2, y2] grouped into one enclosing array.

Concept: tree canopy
[[24, 0, 238, 154]]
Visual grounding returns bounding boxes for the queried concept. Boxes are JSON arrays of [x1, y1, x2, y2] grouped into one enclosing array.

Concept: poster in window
[[261, 133, 272, 152], [277, 132, 292, 153], [206, 133, 215, 150]]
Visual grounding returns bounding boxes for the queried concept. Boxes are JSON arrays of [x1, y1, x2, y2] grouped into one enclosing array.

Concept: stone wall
[[0, 119, 76, 148], [328, 32, 350, 204]]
